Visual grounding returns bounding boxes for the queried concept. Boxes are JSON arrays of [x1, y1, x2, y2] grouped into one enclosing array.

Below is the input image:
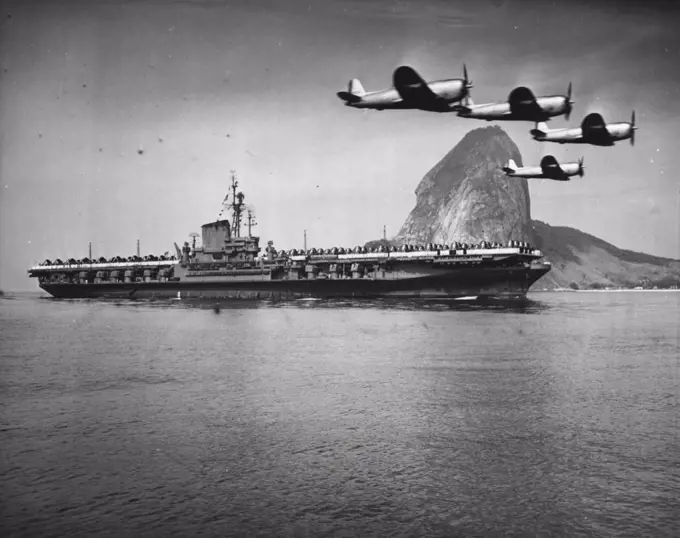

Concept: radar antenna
[[189, 232, 200, 249], [246, 209, 257, 237], [227, 170, 246, 237], [215, 170, 247, 237]]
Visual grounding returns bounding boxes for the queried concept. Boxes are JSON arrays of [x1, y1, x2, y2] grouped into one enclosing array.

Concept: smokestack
[[304, 229, 307, 252], [89, 241, 92, 259], [137, 239, 140, 257]]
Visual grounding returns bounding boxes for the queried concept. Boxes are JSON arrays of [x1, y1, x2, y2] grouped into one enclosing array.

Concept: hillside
[[366, 126, 680, 290], [531, 220, 680, 289]]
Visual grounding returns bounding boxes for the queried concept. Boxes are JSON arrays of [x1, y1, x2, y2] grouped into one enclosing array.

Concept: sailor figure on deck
[[266, 240, 276, 262], [182, 242, 191, 264]]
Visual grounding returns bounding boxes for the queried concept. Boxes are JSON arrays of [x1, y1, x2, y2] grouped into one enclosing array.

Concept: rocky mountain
[[366, 125, 680, 290], [395, 125, 532, 246]]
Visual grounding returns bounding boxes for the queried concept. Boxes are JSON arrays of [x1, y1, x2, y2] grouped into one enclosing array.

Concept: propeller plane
[[531, 111, 637, 146], [456, 83, 574, 123], [502, 155, 585, 181], [336, 65, 473, 113]]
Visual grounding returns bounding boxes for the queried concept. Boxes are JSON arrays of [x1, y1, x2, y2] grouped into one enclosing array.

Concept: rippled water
[[1, 291, 678, 537]]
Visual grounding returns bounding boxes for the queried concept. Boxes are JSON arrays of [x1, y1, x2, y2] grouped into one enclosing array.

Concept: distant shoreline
[[534, 288, 680, 293]]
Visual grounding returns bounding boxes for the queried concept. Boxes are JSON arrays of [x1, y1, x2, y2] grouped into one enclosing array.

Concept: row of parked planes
[[336, 65, 637, 182]]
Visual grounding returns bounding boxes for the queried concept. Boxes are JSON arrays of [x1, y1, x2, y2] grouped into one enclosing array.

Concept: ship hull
[[38, 264, 550, 300]]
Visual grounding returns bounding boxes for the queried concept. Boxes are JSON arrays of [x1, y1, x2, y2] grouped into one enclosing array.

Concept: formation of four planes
[[337, 65, 638, 182]]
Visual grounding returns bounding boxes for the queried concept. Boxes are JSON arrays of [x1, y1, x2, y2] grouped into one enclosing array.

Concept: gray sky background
[[1, 0, 679, 290]]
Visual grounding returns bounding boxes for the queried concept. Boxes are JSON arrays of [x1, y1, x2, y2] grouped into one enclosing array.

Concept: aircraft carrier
[[27, 174, 551, 300]]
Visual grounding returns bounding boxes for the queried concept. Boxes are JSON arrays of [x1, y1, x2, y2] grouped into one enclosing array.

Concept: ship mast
[[246, 209, 257, 237], [215, 170, 249, 238], [229, 170, 245, 238]]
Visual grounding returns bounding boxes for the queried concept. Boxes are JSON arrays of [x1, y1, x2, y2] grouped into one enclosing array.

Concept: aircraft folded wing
[[581, 112, 611, 143], [392, 66, 440, 107], [508, 86, 543, 118], [540, 155, 563, 178]]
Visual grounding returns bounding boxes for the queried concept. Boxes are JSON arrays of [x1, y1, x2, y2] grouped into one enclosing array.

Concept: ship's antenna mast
[[246, 209, 257, 238], [229, 170, 245, 238], [304, 229, 307, 251]]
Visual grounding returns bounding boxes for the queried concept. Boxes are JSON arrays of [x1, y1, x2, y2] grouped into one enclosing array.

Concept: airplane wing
[[508, 86, 544, 119], [581, 112, 611, 144], [392, 66, 441, 109], [540, 155, 565, 179]]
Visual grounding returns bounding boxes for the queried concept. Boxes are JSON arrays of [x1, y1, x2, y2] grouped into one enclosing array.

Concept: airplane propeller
[[463, 64, 473, 91], [578, 156, 585, 177], [564, 82, 574, 121], [630, 110, 637, 146]]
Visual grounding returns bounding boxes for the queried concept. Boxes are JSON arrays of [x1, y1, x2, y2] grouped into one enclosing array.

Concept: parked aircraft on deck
[[502, 155, 585, 181], [531, 111, 637, 146], [456, 83, 574, 123], [336, 65, 473, 113]]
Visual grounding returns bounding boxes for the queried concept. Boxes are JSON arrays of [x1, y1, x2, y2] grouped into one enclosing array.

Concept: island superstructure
[[28, 173, 551, 300]]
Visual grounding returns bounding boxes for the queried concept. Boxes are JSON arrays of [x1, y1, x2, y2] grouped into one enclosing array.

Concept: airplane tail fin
[[348, 78, 365, 96], [337, 78, 365, 103], [530, 122, 549, 138], [454, 95, 474, 113], [502, 159, 518, 174]]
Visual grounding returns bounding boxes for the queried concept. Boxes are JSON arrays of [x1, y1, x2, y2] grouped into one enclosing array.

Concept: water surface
[[1, 291, 678, 537]]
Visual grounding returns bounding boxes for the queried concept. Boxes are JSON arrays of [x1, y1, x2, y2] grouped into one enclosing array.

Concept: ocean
[[1, 291, 678, 537]]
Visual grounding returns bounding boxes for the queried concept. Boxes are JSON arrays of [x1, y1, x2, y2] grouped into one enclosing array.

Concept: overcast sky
[[1, 0, 679, 290]]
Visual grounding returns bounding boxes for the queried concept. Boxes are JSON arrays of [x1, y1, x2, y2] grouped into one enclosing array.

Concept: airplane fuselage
[[343, 79, 468, 112], [606, 122, 634, 139], [344, 88, 404, 109], [506, 165, 544, 177], [426, 79, 468, 102], [532, 126, 583, 142], [532, 122, 634, 145], [506, 162, 581, 180], [459, 95, 568, 122]]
